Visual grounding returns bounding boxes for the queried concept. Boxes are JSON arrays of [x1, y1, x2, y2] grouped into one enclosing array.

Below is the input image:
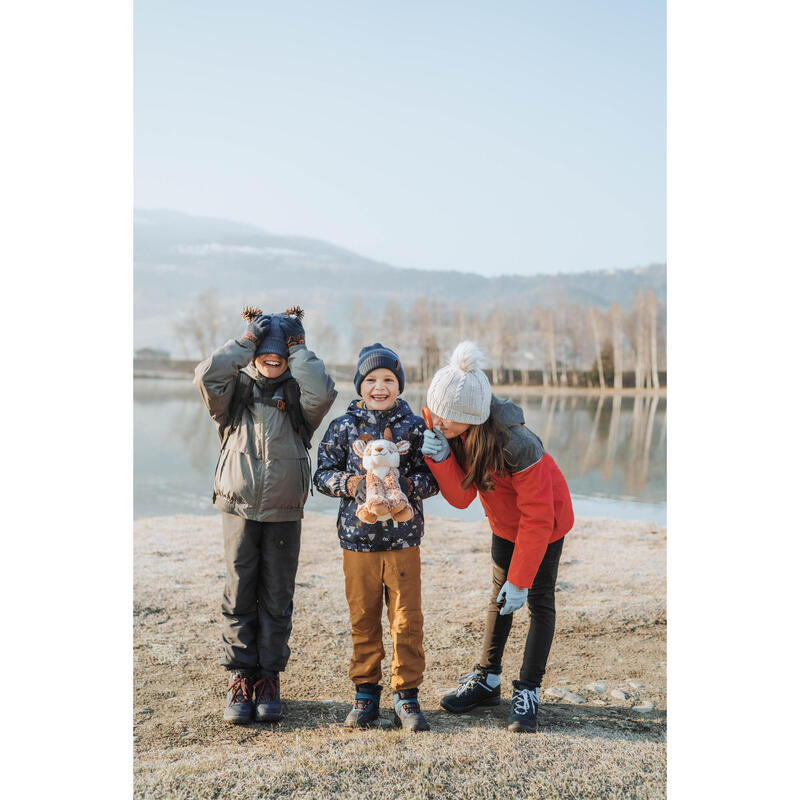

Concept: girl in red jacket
[[420, 341, 574, 733]]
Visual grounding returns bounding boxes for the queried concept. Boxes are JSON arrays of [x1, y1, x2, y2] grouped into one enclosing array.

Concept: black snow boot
[[507, 681, 540, 733], [344, 683, 382, 729], [440, 666, 501, 713], [223, 670, 254, 724]]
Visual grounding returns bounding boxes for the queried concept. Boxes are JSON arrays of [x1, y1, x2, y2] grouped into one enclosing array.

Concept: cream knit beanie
[[426, 341, 492, 425]]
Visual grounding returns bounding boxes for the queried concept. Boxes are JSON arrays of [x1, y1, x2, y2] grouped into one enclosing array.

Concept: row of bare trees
[[347, 290, 665, 388], [170, 288, 665, 389]]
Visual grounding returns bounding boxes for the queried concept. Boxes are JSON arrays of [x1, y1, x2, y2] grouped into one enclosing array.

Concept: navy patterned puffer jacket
[[313, 398, 439, 551]]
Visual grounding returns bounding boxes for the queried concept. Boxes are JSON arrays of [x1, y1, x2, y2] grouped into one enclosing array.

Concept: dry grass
[[134, 512, 666, 799]]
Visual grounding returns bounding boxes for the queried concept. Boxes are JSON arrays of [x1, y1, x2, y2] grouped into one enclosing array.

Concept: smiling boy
[[313, 343, 438, 731], [194, 307, 337, 724]]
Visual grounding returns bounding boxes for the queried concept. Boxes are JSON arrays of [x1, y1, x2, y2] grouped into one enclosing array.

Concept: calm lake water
[[134, 379, 666, 524]]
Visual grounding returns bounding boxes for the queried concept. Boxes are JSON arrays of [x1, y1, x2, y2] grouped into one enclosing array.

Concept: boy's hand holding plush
[[345, 474, 366, 504], [279, 307, 306, 348]]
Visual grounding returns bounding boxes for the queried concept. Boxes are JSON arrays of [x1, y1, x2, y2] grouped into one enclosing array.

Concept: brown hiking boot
[[223, 671, 254, 724]]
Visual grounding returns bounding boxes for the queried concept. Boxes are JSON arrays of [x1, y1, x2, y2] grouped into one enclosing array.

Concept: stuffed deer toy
[[352, 428, 414, 524]]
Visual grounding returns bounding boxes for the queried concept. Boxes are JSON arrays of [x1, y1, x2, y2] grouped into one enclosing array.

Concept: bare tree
[[646, 291, 660, 389], [172, 287, 228, 359], [588, 307, 606, 389], [536, 308, 558, 386], [608, 304, 624, 389]]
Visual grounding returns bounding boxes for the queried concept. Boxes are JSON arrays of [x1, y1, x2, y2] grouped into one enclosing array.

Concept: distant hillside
[[134, 209, 665, 359]]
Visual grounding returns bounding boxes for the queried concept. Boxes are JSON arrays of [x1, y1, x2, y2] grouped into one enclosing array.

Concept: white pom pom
[[449, 341, 486, 373]]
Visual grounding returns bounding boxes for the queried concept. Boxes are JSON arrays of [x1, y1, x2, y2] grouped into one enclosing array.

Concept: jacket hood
[[490, 395, 525, 427], [345, 397, 415, 428]]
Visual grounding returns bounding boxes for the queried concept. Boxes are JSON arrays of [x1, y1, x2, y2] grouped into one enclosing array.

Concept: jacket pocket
[[261, 457, 309, 510], [215, 449, 258, 507]]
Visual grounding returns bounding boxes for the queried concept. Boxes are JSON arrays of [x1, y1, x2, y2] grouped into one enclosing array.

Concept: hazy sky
[[135, 1, 665, 277]]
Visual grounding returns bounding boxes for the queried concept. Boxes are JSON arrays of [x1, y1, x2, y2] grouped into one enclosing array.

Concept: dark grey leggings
[[479, 534, 564, 687], [220, 513, 302, 673]]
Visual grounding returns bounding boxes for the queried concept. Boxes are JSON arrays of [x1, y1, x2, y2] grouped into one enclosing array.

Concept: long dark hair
[[449, 413, 514, 492]]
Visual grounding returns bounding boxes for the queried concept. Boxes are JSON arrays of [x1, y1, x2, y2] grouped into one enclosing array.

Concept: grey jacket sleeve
[[287, 344, 338, 433], [193, 337, 256, 423]]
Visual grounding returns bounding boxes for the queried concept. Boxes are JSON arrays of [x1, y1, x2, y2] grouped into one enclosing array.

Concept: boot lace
[[513, 687, 538, 716], [456, 670, 486, 696], [254, 673, 279, 703], [400, 701, 421, 715], [354, 697, 374, 711], [228, 674, 252, 704]]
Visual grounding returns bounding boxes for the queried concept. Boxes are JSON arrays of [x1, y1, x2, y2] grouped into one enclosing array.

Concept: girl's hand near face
[[421, 428, 450, 462]]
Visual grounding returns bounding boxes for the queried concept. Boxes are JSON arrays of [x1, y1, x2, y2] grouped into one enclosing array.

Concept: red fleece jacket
[[425, 449, 574, 588]]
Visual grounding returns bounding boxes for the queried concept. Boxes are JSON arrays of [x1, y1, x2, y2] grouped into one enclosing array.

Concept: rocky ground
[[134, 511, 666, 799]]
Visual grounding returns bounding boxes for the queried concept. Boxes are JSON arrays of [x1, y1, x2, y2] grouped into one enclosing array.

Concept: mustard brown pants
[[342, 546, 425, 691]]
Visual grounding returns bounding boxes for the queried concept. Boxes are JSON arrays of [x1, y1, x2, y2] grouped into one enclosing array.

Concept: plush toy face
[[352, 429, 410, 470]]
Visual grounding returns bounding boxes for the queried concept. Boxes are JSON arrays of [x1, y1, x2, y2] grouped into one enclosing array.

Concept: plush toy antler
[[241, 306, 263, 322]]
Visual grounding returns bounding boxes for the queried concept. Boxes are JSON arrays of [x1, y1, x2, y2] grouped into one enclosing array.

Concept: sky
[[135, 0, 665, 277]]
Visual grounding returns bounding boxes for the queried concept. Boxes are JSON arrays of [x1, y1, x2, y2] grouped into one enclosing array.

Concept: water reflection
[[134, 379, 666, 523]]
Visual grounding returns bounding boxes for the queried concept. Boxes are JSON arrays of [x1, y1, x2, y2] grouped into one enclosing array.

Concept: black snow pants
[[478, 534, 564, 687], [219, 512, 302, 673]]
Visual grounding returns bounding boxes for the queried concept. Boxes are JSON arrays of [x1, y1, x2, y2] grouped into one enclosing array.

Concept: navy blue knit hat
[[255, 316, 288, 359], [354, 343, 405, 394]]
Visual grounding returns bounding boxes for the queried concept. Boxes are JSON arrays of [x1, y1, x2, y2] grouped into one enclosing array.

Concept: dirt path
[[134, 512, 666, 799]]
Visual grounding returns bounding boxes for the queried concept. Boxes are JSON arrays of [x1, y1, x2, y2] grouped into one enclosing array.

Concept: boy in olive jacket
[[194, 306, 336, 723]]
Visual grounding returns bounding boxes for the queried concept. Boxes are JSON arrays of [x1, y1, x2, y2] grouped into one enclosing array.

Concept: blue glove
[[421, 428, 450, 462], [278, 313, 305, 348], [244, 314, 272, 345], [497, 580, 528, 615]]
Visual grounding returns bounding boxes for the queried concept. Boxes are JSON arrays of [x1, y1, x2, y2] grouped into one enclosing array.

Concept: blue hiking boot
[[223, 670, 254, 724], [507, 681, 540, 733], [253, 671, 282, 722], [440, 666, 501, 713], [344, 684, 382, 729], [393, 690, 430, 732]]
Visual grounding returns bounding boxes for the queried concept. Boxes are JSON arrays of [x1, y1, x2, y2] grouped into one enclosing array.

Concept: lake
[[134, 379, 666, 524]]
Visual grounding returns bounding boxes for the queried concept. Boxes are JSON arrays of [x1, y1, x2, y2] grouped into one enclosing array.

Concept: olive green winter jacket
[[194, 337, 337, 522]]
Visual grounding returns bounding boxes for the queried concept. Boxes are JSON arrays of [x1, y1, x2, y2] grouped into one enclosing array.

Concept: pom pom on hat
[[426, 340, 492, 425]]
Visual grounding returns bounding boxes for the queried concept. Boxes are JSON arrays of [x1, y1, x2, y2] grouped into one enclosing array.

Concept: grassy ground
[[134, 512, 666, 799]]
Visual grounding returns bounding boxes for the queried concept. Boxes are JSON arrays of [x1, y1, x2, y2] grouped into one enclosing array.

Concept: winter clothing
[[426, 341, 492, 425], [277, 313, 305, 349], [508, 682, 540, 733], [354, 343, 405, 394], [224, 671, 254, 724], [344, 683, 383, 728], [393, 690, 430, 732], [253, 671, 282, 722], [195, 337, 337, 522], [341, 547, 425, 691], [497, 580, 528, 616], [314, 394, 437, 697], [254, 315, 290, 358], [220, 514, 302, 673], [479, 535, 564, 687], [245, 313, 273, 346], [424, 395, 573, 588], [420, 427, 450, 462], [439, 667, 501, 713], [314, 398, 438, 551]]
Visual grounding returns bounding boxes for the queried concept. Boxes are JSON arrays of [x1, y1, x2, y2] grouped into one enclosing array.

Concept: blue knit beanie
[[354, 343, 405, 394], [255, 316, 288, 359]]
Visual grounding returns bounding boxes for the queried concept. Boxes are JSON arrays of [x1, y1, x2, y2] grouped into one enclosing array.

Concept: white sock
[[485, 672, 500, 688]]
